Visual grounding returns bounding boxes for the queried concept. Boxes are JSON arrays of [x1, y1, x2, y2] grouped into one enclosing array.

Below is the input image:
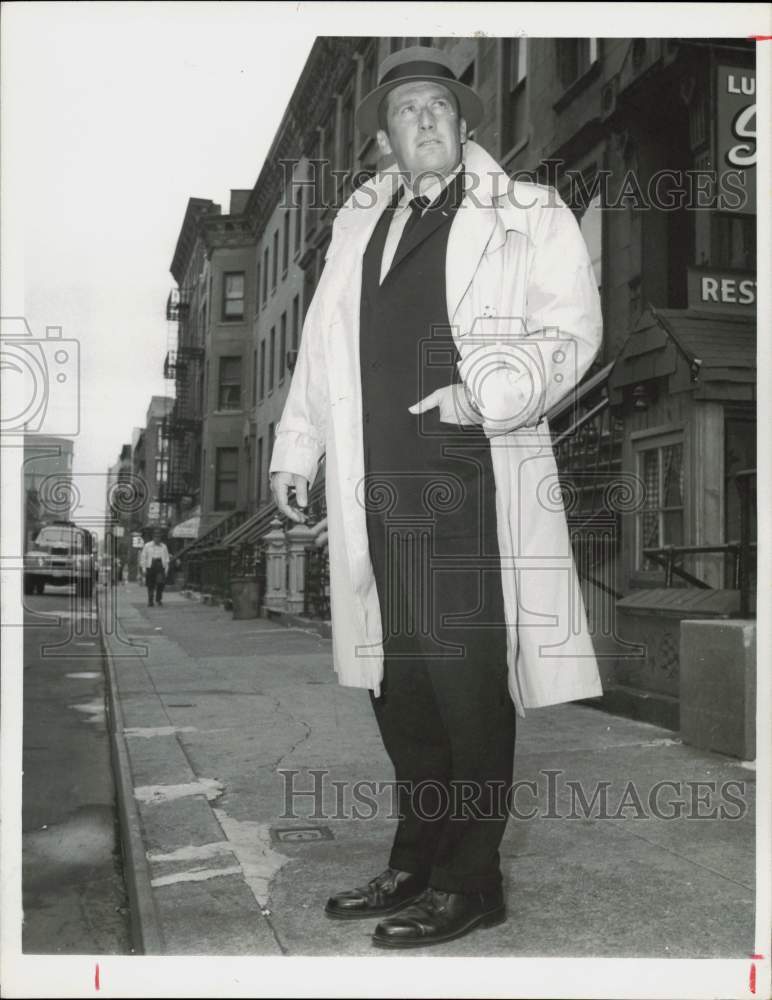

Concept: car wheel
[[35, 580, 45, 595]]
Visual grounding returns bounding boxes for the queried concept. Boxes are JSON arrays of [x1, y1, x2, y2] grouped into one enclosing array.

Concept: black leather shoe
[[325, 867, 427, 920], [372, 886, 506, 948]]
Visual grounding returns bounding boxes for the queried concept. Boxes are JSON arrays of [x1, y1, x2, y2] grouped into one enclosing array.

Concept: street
[[22, 586, 131, 954]]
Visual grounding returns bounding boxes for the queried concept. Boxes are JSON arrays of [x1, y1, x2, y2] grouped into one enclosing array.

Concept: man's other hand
[[271, 471, 309, 523], [408, 383, 483, 426]]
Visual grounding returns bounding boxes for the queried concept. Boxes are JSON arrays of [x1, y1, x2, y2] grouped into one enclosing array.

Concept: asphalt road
[[22, 586, 132, 954]]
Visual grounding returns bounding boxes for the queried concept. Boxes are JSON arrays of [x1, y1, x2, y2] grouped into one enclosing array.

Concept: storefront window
[[636, 439, 685, 570]]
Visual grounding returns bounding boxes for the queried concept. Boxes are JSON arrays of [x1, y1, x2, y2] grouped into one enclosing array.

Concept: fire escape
[[161, 288, 203, 509]]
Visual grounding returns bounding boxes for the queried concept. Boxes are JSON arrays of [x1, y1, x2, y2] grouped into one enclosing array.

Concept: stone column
[[263, 517, 288, 611], [285, 522, 316, 613]]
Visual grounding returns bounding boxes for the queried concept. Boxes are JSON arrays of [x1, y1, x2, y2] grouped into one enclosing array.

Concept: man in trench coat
[[270, 45, 603, 948]]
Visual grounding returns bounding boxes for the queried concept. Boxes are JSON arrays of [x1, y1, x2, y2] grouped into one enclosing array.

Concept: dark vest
[[358, 171, 504, 657]]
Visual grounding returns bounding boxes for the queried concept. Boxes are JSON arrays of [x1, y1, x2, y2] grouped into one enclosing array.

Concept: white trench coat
[[270, 140, 604, 717]]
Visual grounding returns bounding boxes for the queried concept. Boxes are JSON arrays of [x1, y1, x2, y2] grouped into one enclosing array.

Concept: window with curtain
[[635, 438, 685, 570], [222, 272, 244, 320], [217, 356, 242, 410]]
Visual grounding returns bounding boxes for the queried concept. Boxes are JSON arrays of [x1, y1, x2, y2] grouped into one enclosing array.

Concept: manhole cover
[[271, 825, 334, 844]]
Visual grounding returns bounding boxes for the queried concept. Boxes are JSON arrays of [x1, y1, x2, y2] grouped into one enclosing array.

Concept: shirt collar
[[396, 162, 463, 212]]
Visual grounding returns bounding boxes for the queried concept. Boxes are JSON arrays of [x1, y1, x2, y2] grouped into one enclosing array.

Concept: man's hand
[[408, 383, 483, 426], [271, 471, 310, 523]]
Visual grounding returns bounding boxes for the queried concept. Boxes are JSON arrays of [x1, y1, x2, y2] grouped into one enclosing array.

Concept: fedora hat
[[355, 45, 484, 137]]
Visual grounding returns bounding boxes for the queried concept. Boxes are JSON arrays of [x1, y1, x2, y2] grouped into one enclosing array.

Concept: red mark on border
[[749, 35, 772, 41], [95, 963, 100, 991], [748, 956, 764, 996]]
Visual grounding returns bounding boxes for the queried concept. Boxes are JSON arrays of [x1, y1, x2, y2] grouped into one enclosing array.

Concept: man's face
[[376, 81, 466, 188], [153, 530, 161, 543]]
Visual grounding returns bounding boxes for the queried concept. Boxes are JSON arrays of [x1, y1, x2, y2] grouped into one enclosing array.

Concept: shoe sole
[[371, 906, 507, 948], [324, 891, 426, 920]]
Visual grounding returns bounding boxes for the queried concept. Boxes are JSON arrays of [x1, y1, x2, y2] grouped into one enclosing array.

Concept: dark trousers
[[146, 560, 165, 606], [366, 482, 517, 894], [370, 652, 516, 894]]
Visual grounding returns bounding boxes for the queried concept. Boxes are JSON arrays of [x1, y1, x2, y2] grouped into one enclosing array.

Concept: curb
[[98, 585, 165, 955]]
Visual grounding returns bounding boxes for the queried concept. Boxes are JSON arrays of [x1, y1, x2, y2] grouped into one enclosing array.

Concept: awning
[[609, 307, 756, 406], [171, 515, 200, 539]]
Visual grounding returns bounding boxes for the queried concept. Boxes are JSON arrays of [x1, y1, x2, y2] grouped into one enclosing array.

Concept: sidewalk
[[101, 582, 755, 957]]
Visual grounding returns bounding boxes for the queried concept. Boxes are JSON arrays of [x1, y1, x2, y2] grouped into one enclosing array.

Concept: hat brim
[[355, 76, 484, 137]]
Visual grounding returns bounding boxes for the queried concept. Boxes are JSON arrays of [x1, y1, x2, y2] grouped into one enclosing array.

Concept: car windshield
[[35, 527, 87, 550]]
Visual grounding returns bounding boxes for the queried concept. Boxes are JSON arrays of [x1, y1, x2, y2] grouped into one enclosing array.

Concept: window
[[267, 423, 275, 498], [251, 347, 258, 406], [359, 44, 377, 115], [724, 415, 757, 588], [283, 211, 290, 272], [272, 230, 279, 289], [222, 272, 244, 320], [306, 136, 321, 234], [340, 85, 355, 177], [269, 327, 276, 391], [156, 424, 166, 452], [294, 185, 303, 252], [218, 356, 241, 410], [259, 339, 266, 401], [155, 456, 169, 485], [556, 38, 598, 90], [712, 214, 756, 270], [292, 294, 300, 350], [262, 248, 269, 305], [214, 447, 239, 510], [256, 437, 264, 504], [255, 260, 261, 314], [320, 109, 335, 212], [635, 438, 685, 571], [279, 312, 287, 383], [501, 38, 528, 153]]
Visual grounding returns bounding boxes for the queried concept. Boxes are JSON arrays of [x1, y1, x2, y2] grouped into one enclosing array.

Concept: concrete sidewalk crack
[[607, 822, 754, 892]]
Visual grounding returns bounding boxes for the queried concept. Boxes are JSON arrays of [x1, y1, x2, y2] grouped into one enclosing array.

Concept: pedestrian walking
[[140, 528, 169, 608], [270, 45, 603, 948]]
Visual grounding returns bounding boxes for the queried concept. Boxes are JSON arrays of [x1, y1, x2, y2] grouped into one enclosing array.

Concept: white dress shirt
[[379, 163, 463, 283], [140, 540, 170, 571]]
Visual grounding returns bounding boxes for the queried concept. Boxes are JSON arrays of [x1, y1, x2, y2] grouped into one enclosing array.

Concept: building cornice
[[244, 37, 365, 238]]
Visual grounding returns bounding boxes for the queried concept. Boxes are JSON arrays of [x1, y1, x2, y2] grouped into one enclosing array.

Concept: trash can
[[231, 576, 259, 620]]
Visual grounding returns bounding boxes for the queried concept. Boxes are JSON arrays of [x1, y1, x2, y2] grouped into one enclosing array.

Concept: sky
[[3, 2, 315, 528]]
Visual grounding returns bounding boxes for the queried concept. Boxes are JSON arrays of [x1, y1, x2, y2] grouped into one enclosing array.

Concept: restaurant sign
[[716, 66, 756, 215], [688, 267, 756, 314]]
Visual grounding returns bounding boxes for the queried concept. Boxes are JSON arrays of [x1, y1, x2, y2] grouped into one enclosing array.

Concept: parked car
[[24, 521, 97, 597]]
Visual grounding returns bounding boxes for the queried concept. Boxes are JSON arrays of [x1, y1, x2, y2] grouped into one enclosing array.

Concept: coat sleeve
[[458, 189, 603, 437], [268, 258, 331, 486]]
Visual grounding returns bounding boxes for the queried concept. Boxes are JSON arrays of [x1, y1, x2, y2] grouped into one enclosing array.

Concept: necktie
[[393, 194, 431, 262]]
